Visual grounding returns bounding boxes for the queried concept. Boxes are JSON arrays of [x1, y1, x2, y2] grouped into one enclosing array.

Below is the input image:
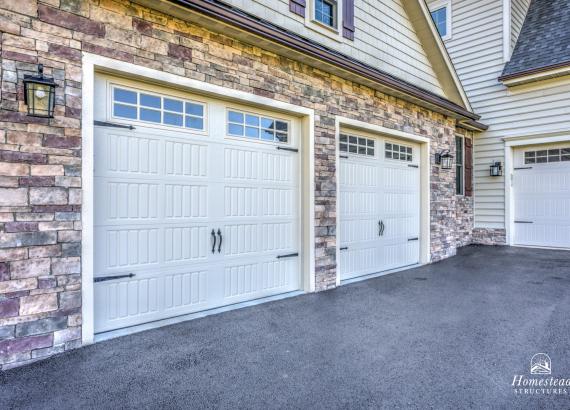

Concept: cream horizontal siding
[[223, 0, 445, 96], [428, 0, 570, 230], [511, 0, 531, 49]]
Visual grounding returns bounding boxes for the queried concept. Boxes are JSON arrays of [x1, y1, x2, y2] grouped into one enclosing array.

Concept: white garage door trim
[[81, 54, 316, 345], [504, 135, 570, 247], [334, 117, 431, 286]]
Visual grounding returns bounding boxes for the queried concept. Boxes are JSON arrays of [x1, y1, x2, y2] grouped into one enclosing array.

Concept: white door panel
[[94, 76, 301, 333], [513, 145, 570, 248], [340, 134, 420, 281]]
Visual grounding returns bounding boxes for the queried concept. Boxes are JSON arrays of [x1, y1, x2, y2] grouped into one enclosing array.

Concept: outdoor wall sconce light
[[23, 64, 57, 118], [490, 161, 503, 177], [435, 149, 453, 170]]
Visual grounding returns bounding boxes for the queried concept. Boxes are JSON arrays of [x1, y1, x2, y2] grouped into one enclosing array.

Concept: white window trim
[[429, 0, 452, 41], [304, 0, 343, 42]]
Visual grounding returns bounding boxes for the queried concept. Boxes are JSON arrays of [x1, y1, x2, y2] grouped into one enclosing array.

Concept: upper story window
[[315, 0, 337, 28], [430, 1, 452, 40]]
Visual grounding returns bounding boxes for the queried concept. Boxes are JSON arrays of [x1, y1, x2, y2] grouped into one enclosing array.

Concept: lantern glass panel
[[26, 82, 55, 117], [442, 155, 453, 169]]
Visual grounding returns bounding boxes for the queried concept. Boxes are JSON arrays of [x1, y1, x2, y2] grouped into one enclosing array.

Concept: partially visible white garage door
[[93, 75, 301, 333], [339, 131, 421, 281], [513, 145, 570, 248]]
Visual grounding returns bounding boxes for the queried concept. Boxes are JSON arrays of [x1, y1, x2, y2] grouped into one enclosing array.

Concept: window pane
[[164, 112, 183, 127], [393, 152, 400, 160], [228, 123, 243, 136], [367, 139, 375, 147], [186, 103, 204, 117], [140, 94, 161, 109], [186, 116, 204, 130], [349, 136, 357, 144], [114, 103, 137, 119], [456, 165, 463, 195], [164, 99, 183, 113], [261, 129, 274, 141], [228, 111, 243, 123], [340, 143, 347, 152], [367, 148, 374, 156], [431, 7, 447, 37], [386, 143, 392, 151], [385, 151, 392, 159], [114, 88, 137, 104], [349, 145, 357, 153], [276, 132, 288, 143], [245, 114, 259, 126], [407, 155, 412, 162], [276, 121, 288, 132], [245, 126, 259, 139], [456, 136, 463, 165], [261, 118, 274, 129], [340, 135, 347, 143], [140, 108, 161, 123]]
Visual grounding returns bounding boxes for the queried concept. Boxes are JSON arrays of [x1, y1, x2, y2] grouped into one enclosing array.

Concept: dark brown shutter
[[290, 0, 306, 17], [465, 137, 473, 197], [343, 0, 355, 40]]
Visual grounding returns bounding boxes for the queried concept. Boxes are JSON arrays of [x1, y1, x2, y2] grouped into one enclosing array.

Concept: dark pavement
[[1, 245, 569, 409]]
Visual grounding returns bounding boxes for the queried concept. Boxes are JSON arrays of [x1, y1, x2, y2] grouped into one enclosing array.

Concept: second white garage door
[[93, 75, 301, 333], [339, 131, 421, 281], [513, 145, 570, 249]]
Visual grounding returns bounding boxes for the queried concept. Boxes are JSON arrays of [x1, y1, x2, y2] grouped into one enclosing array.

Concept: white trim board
[[503, 134, 570, 245], [81, 53, 316, 345], [334, 117, 431, 286]]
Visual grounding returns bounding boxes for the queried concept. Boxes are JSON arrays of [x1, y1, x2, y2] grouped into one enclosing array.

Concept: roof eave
[[133, 0, 480, 122], [499, 62, 570, 86]]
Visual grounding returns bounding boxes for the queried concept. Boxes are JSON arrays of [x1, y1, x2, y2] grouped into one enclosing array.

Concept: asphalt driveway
[[1, 245, 569, 409]]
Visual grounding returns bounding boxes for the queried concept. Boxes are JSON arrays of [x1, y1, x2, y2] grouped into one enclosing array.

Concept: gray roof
[[502, 0, 570, 78]]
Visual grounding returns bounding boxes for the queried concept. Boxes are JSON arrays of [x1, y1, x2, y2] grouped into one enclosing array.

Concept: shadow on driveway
[[1, 245, 570, 409]]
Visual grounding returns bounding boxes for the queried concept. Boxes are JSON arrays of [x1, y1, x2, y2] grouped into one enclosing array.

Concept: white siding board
[[222, 0, 446, 96], [511, 0, 531, 48]]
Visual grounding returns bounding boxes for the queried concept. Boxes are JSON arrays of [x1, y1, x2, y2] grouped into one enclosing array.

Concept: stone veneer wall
[[472, 228, 507, 245], [0, 0, 476, 369]]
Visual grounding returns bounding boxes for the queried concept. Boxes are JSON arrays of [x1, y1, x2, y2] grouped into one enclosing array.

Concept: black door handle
[[378, 220, 382, 236], [217, 228, 223, 253], [211, 229, 216, 254]]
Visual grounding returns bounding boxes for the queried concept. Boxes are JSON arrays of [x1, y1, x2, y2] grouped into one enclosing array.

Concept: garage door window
[[339, 134, 374, 156], [525, 148, 570, 164], [112, 86, 205, 130], [385, 142, 412, 162], [227, 110, 289, 143]]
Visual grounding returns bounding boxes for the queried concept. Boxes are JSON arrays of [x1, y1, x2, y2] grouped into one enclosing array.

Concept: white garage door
[[513, 145, 570, 248], [93, 75, 301, 333], [339, 132, 421, 281]]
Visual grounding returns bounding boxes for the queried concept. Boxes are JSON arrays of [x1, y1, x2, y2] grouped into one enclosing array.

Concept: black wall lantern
[[490, 161, 503, 177], [435, 149, 453, 170], [23, 64, 57, 118]]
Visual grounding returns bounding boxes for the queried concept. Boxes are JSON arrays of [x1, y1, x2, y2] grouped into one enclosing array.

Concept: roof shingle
[[502, 0, 570, 78]]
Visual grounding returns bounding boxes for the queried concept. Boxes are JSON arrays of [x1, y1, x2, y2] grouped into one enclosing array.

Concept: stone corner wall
[[0, 1, 83, 370]]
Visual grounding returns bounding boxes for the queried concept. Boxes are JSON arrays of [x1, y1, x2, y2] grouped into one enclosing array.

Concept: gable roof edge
[[403, 0, 473, 112]]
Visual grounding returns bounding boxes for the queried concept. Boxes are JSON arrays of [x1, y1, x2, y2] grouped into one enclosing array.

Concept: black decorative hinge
[[94, 273, 135, 283], [94, 120, 135, 130], [276, 252, 299, 259], [276, 146, 298, 153]]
